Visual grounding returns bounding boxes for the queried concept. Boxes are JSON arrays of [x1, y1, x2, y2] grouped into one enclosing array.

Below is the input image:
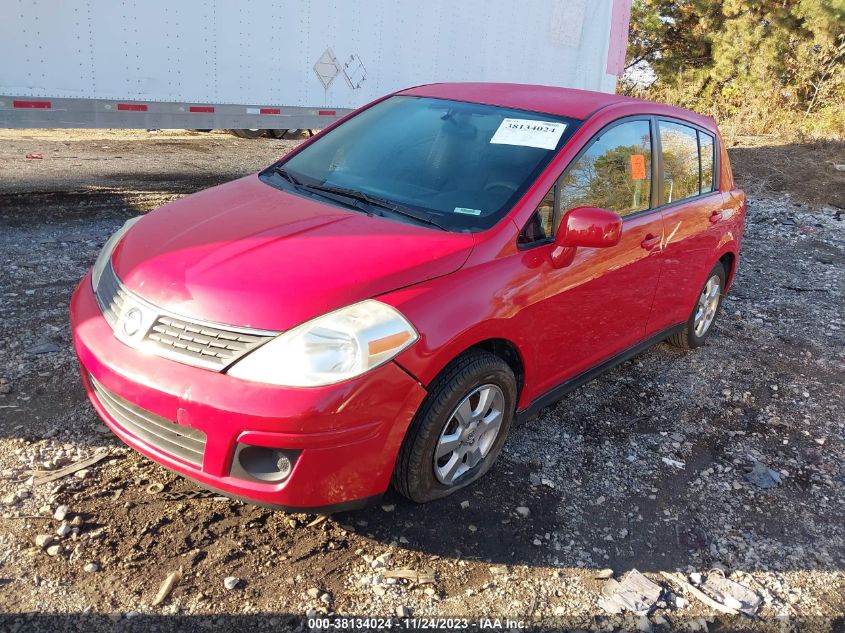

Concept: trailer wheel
[[269, 129, 289, 139], [230, 129, 267, 139]]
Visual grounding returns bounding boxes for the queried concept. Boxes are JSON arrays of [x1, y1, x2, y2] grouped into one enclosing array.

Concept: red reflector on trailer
[[318, 110, 336, 116], [259, 107, 281, 115], [189, 106, 214, 113], [117, 103, 148, 112], [13, 100, 51, 109]]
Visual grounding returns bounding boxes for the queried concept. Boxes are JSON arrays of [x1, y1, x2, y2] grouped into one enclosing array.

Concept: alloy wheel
[[693, 274, 721, 337], [433, 384, 505, 485]]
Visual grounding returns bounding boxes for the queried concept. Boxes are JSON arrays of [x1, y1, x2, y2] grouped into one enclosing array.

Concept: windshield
[[260, 96, 579, 232]]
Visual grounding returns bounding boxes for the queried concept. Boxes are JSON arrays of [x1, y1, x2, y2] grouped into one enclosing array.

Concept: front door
[[524, 118, 665, 397]]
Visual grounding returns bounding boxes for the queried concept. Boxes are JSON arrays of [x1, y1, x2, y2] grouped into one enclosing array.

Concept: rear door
[[520, 118, 665, 395], [647, 120, 730, 332]]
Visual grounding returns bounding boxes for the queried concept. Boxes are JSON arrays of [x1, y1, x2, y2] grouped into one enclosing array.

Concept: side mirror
[[551, 207, 622, 268], [556, 206, 622, 248]]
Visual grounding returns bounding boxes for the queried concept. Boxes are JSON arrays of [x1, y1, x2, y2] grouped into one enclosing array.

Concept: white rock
[[460, 500, 470, 509], [83, 562, 99, 573], [223, 576, 239, 590], [689, 572, 702, 585], [35, 534, 54, 548], [396, 606, 411, 618], [56, 522, 71, 537], [306, 587, 321, 599], [46, 544, 61, 556], [53, 505, 69, 521], [515, 506, 530, 518]]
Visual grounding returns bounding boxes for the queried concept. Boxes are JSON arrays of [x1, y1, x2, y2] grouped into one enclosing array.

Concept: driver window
[[518, 119, 652, 246], [556, 120, 652, 222]]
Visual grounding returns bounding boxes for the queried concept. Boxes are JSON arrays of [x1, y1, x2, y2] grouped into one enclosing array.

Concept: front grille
[[94, 261, 277, 371], [147, 315, 270, 369], [94, 262, 128, 327], [90, 375, 206, 466]]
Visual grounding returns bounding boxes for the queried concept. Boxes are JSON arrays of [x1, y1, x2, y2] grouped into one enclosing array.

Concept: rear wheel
[[230, 129, 267, 139], [667, 261, 726, 349], [392, 351, 516, 503]]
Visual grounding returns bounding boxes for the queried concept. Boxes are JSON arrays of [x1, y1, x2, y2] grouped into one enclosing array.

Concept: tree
[[622, 0, 845, 135]]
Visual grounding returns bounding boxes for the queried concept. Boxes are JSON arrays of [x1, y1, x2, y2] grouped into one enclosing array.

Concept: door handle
[[640, 234, 662, 251], [709, 210, 723, 223]]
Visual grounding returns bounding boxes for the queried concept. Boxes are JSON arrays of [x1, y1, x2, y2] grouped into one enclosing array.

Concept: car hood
[[112, 175, 475, 331]]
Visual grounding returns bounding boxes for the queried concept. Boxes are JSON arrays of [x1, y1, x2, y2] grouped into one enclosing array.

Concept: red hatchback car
[[71, 83, 745, 510]]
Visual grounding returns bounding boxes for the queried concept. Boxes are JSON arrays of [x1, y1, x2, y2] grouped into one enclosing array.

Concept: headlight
[[91, 216, 143, 291], [227, 300, 418, 387]]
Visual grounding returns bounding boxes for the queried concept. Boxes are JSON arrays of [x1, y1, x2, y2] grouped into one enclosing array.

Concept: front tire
[[667, 261, 726, 350], [392, 351, 517, 503]]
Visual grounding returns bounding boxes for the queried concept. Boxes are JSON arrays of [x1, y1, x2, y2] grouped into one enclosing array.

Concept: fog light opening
[[231, 444, 300, 483]]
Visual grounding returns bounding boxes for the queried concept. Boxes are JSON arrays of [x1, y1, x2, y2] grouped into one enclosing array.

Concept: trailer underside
[[0, 96, 349, 129]]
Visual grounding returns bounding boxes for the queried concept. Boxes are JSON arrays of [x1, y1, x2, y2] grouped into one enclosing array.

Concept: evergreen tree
[[623, 0, 845, 135]]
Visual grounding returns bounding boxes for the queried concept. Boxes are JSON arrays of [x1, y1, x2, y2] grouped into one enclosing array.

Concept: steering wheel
[[483, 181, 518, 194]]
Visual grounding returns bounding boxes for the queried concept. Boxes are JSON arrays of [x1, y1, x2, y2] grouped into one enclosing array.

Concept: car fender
[[680, 236, 739, 316], [379, 261, 541, 410]]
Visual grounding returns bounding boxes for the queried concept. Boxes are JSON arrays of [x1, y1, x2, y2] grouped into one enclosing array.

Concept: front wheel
[[392, 351, 517, 503], [667, 261, 726, 350]]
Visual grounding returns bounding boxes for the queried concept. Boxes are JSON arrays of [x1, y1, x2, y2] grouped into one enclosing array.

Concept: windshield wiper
[[301, 183, 396, 212], [307, 184, 450, 231], [381, 203, 450, 231], [270, 168, 448, 230], [270, 168, 378, 216], [271, 166, 303, 187]]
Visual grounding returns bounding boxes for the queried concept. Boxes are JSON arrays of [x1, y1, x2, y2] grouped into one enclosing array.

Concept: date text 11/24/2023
[[307, 617, 527, 629]]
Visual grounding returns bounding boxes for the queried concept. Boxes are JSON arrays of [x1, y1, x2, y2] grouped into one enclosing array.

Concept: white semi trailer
[[0, 0, 632, 133]]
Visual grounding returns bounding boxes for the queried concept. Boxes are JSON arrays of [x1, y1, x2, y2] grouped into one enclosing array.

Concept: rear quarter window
[[699, 131, 715, 192]]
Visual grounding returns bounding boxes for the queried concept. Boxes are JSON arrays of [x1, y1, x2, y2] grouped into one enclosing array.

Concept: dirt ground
[[0, 129, 843, 632]]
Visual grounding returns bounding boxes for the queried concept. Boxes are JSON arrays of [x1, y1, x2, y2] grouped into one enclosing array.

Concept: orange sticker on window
[[630, 154, 646, 180]]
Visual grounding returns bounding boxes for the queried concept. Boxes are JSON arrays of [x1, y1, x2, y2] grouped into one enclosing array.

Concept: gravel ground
[[0, 129, 843, 632]]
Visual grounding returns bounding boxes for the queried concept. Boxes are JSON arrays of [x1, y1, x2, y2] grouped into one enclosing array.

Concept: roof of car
[[398, 83, 710, 127]]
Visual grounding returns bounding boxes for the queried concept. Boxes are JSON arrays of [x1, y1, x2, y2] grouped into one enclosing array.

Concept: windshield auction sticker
[[490, 118, 567, 150]]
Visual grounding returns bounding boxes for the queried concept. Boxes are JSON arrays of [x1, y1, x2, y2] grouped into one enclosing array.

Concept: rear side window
[[557, 120, 652, 218], [699, 131, 715, 192], [659, 121, 699, 204]]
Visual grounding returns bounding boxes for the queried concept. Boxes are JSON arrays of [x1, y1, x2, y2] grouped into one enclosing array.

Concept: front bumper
[[70, 273, 427, 510]]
